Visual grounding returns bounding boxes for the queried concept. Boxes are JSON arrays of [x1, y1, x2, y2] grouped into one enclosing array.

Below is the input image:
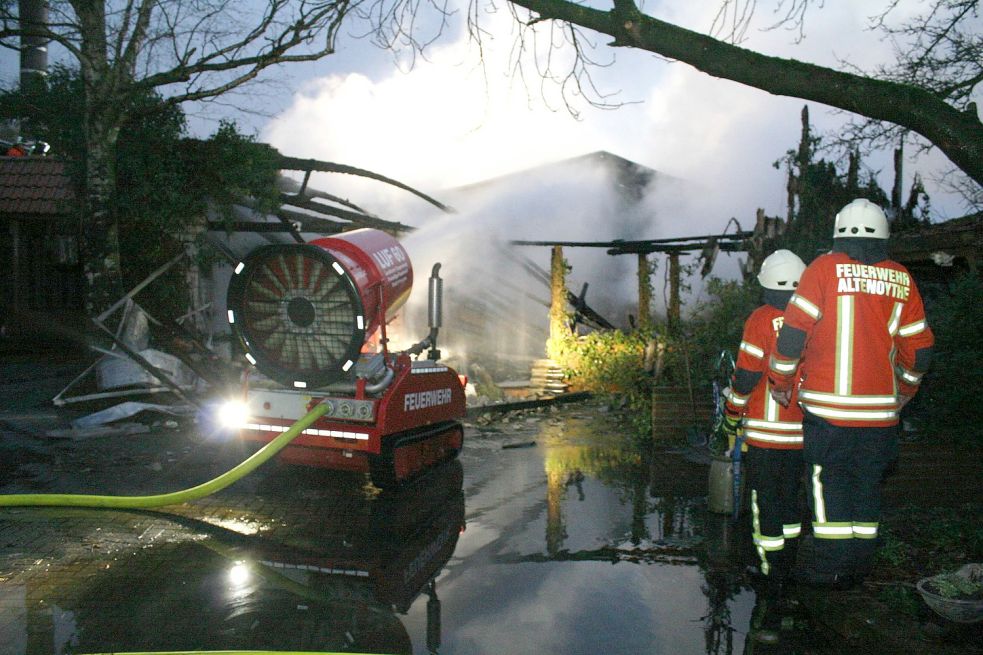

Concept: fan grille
[[228, 245, 365, 388]]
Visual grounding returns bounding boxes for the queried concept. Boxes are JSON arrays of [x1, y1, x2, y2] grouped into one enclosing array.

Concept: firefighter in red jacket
[[769, 198, 934, 589], [721, 250, 806, 600]]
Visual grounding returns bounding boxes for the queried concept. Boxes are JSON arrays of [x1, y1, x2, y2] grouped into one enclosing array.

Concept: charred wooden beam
[[206, 221, 301, 233], [503, 247, 616, 330], [290, 188, 373, 217], [511, 232, 753, 249], [280, 194, 414, 233], [276, 207, 348, 234]]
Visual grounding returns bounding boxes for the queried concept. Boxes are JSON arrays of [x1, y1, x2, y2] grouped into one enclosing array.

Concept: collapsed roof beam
[[280, 194, 414, 233], [511, 231, 753, 251], [277, 155, 452, 213]]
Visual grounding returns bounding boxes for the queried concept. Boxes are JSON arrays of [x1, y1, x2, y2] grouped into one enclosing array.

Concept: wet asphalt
[[0, 399, 799, 655]]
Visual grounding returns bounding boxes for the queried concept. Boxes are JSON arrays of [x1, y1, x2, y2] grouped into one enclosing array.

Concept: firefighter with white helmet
[[721, 249, 806, 639], [768, 198, 934, 589]]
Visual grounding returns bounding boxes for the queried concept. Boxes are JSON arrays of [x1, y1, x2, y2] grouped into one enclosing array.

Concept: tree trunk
[[75, 1, 125, 318], [79, 113, 124, 318]]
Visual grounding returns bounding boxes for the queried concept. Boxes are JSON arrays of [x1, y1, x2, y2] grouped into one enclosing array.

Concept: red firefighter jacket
[[725, 304, 803, 449], [769, 252, 934, 428]]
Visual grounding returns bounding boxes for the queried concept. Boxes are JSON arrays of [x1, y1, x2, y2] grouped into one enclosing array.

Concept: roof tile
[[0, 157, 77, 216]]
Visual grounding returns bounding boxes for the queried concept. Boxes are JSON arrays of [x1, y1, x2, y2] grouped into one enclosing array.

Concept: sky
[[250, 0, 978, 224], [2, 1, 980, 326], [2, 1, 979, 223]]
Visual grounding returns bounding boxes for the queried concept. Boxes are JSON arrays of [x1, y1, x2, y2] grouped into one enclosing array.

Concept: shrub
[[917, 274, 983, 446], [552, 329, 656, 438]]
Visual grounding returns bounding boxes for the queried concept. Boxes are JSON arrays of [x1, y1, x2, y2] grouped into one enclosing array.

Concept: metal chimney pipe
[[19, 0, 48, 90]]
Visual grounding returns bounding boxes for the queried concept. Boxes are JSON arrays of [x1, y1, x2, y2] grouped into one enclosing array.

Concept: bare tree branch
[[499, 0, 983, 188]]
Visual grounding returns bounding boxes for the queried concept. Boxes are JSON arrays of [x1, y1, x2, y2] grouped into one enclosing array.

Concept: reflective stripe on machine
[[243, 423, 369, 440]]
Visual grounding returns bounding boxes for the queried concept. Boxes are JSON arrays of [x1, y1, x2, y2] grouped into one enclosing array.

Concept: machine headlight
[[217, 399, 251, 429], [228, 561, 251, 587]]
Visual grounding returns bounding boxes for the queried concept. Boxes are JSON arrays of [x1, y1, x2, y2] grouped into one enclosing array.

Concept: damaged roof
[[0, 157, 76, 217]]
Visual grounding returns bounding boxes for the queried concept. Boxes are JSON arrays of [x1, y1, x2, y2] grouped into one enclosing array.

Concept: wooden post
[[668, 252, 680, 334], [547, 245, 567, 359], [637, 252, 651, 330]]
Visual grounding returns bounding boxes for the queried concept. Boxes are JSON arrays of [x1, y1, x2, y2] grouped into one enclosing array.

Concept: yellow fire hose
[[0, 403, 328, 509], [0, 404, 402, 655]]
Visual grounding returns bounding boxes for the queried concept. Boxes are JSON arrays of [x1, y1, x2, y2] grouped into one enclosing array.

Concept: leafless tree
[[490, 0, 982, 206], [0, 1, 384, 315]]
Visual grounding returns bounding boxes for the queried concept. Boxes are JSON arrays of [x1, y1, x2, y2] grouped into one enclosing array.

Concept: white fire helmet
[[834, 198, 890, 239], [757, 249, 806, 290]]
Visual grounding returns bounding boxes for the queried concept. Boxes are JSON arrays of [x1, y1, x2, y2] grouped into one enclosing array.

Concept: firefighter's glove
[[769, 378, 792, 408]]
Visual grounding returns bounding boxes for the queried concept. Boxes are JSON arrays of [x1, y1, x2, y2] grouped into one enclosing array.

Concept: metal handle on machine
[[407, 263, 444, 360]]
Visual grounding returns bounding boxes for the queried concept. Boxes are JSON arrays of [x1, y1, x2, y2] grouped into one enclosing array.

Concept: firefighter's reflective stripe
[[781, 253, 933, 427], [754, 534, 786, 550], [835, 295, 855, 395], [811, 465, 827, 523], [783, 523, 802, 538], [895, 366, 923, 386], [791, 293, 821, 320], [799, 387, 900, 422], [764, 381, 780, 422], [740, 340, 765, 359], [853, 522, 879, 539], [726, 388, 750, 407], [898, 320, 927, 337], [804, 405, 898, 422], [744, 429, 803, 445], [769, 354, 798, 374], [751, 489, 782, 575], [746, 419, 803, 431], [888, 302, 903, 336], [813, 522, 855, 539], [799, 390, 897, 406]]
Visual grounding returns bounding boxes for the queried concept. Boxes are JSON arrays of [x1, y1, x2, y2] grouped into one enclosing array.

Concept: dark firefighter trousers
[[801, 411, 899, 582], [746, 445, 803, 582]]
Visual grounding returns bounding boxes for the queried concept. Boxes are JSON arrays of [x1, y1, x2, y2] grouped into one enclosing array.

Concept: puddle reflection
[[0, 461, 464, 654], [0, 407, 828, 654], [441, 416, 764, 655]]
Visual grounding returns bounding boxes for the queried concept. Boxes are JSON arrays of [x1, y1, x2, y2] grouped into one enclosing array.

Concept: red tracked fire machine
[[226, 228, 465, 487]]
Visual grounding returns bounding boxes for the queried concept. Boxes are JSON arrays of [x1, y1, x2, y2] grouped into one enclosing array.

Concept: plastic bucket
[[708, 454, 735, 515]]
